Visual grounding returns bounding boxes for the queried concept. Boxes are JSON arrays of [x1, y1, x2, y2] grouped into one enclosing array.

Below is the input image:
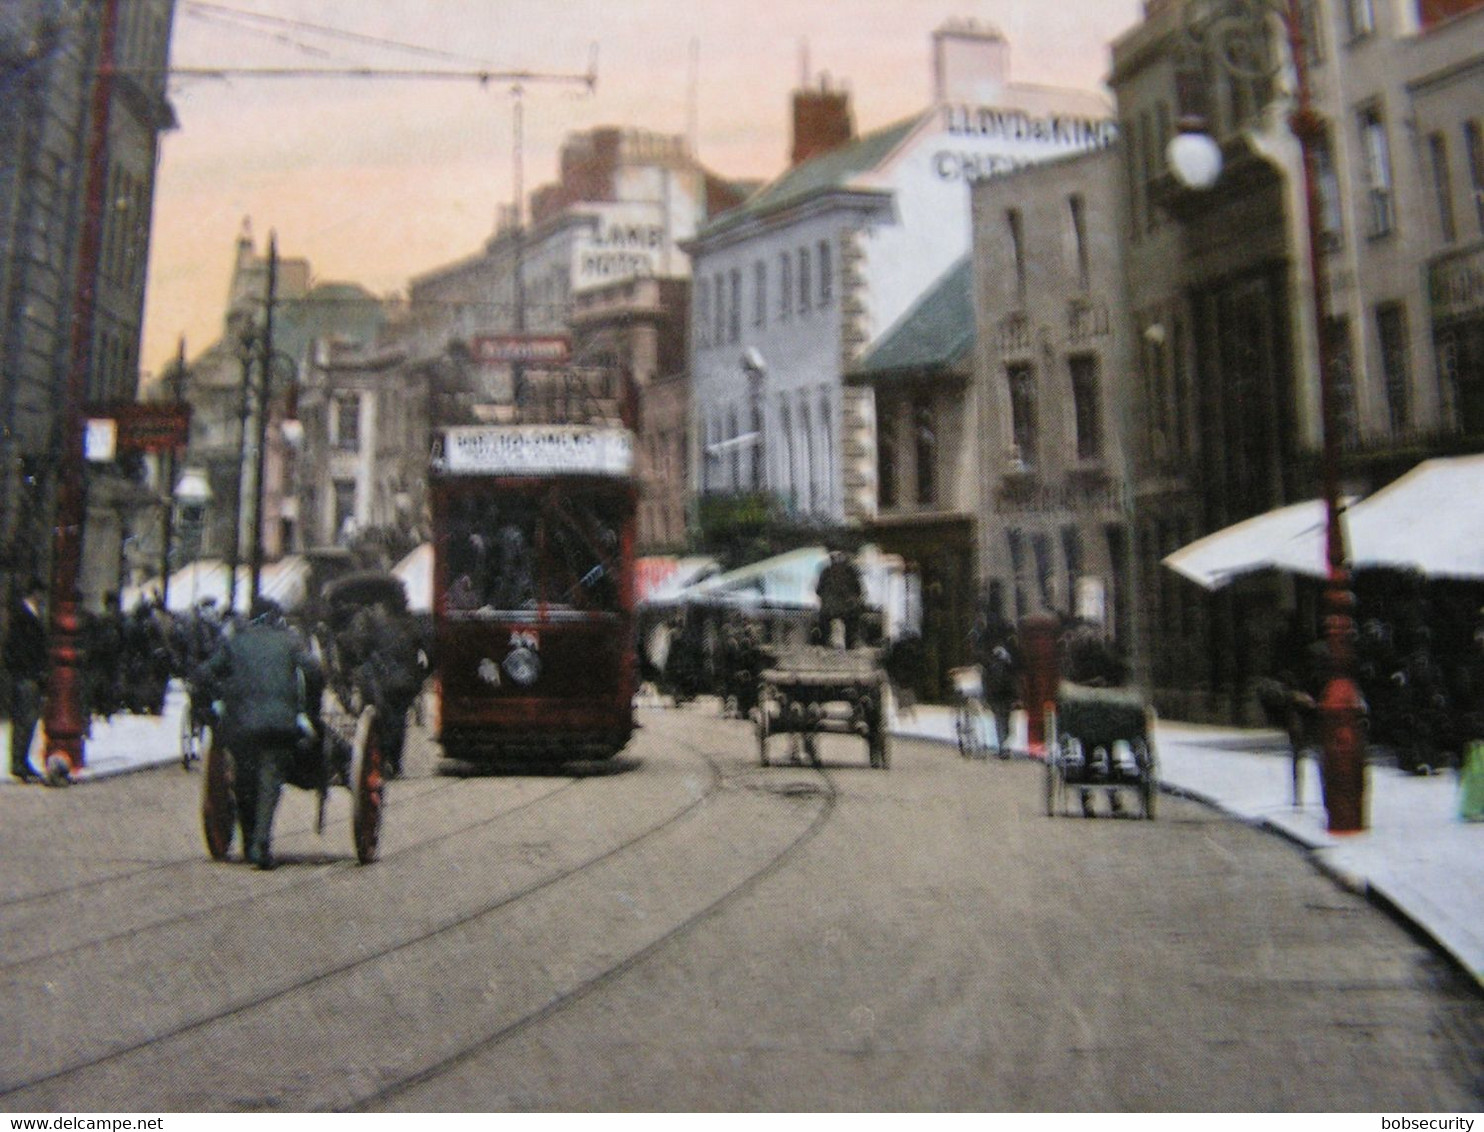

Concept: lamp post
[[1169, 0, 1365, 832], [42, 0, 121, 783], [227, 317, 255, 616], [158, 337, 189, 611], [172, 468, 212, 607]]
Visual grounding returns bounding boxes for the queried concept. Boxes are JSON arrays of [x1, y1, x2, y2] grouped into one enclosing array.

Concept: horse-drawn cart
[[1044, 682, 1158, 818], [755, 645, 890, 769]]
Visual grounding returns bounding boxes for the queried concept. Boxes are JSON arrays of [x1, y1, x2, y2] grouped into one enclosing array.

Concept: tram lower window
[[444, 493, 623, 616]]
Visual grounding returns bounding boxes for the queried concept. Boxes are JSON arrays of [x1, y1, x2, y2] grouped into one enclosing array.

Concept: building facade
[[1110, 0, 1484, 721], [154, 227, 390, 581], [847, 256, 980, 695], [0, 0, 176, 609], [687, 20, 1117, 532], [971, 146, 1135, 649]]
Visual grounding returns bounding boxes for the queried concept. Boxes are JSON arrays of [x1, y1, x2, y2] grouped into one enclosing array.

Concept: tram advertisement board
[[440, 424, 633, 477]]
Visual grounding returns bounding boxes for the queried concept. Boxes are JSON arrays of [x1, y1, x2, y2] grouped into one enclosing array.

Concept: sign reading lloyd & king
[[932, 104, 1118, 183]]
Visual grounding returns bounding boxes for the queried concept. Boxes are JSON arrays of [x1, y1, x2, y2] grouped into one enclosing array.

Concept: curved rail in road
[[0, 709, 838, 1110]]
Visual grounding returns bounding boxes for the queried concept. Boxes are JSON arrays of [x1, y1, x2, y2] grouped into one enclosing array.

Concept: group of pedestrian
[[1258, 579, 1484, 782]]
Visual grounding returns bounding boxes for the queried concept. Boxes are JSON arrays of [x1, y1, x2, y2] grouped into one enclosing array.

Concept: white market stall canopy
[[123, 556, 309, 614], [679, 547, 831, 609], [1161, 499, 1342, 591], [649, 545, 920, 639], [392, 543, 433, 614], [1164, 453, 1484, 590]]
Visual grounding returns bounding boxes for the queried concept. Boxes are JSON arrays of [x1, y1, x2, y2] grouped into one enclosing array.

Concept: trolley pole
[[248, 233, 279, 604]]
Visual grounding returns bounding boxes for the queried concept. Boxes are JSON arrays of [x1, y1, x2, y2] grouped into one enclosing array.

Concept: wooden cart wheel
[[350, 706, 384, 864], [803, 732, 821, 767], [756, 695, 771, 767], [1136, 739, 1158, 820], [1044, 746, 1061, 817], [201, 732, 235, 860]]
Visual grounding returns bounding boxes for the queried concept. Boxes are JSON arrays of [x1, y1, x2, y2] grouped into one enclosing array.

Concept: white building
[[686, 20, 1117, 526]]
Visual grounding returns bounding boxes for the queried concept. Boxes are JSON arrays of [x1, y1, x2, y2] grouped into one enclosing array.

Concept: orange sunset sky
[[140, 0, 1146, 377]]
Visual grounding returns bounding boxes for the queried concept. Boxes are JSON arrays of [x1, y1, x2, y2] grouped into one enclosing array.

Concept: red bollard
[[1018, 614, 1061, 760]]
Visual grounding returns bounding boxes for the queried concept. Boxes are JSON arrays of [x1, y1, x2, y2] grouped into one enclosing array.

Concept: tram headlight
[[503, 646, 541, 687]]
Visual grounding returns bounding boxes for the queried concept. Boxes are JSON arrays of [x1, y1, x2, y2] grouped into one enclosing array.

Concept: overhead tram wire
[[181, 0, 503, 67], [110, 64, 596, 88], [170, 1, 596, 89]]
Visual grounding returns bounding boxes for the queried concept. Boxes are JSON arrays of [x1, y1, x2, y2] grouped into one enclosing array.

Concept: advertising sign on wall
[[572, 202, 672, 292]]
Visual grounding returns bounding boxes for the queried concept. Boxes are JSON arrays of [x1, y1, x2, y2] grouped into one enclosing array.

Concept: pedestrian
[[195, 597, 320, 869], [4, 578, 48, 782], [342, 591, 425, 778], [815, 547, 865, 649], [983, 639, 1020, 756]]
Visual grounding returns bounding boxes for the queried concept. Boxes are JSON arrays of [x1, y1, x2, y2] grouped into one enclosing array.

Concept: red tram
[[429, 417, 638, 766]]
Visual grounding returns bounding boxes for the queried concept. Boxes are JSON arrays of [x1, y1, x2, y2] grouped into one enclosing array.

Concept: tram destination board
[[437, 424, 634, 477]]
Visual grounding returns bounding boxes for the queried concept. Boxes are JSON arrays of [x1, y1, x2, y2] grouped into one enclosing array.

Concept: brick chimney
[[791, 77, 854, 167]]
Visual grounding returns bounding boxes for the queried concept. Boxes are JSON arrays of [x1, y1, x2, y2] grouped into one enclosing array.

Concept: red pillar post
[[1019, 614, 1061, 758]]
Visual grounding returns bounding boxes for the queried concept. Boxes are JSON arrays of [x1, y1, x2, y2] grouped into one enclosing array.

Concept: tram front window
[[444, 491, 624, 617]]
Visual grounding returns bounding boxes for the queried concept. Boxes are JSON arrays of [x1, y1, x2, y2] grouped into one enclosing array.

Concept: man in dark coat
[[341, 593, 426, 778], [4, 578, 48, 782], [196, 598, 320, 868], [815, 549, 865, 649]]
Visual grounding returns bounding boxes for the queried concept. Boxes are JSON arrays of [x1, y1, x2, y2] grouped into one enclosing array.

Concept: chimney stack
[[931, 19, 1008, 104], [791, 74, 854, 167]]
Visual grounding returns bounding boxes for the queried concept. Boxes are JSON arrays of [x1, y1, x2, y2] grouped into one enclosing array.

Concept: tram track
[[0, 772, 470, 916], [0, 721, 736, 1106], [0, 772, 575, 973], [353, 748, 839, 1112]]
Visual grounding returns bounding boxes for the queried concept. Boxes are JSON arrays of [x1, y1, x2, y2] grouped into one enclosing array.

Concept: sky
[[140, 0, 1146, 377]]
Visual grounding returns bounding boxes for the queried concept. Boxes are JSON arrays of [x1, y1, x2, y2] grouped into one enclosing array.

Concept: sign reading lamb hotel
[[573, 202, 674, 291], [933, 104, 1118, 183]]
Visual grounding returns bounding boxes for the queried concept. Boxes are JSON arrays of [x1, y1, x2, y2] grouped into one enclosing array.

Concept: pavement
[[4, 683, 1482, 988]]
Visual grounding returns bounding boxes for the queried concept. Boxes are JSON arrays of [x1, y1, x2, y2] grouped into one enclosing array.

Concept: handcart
[[201, 691, 385, 865], [1044, 681, 1157, 818], [756, 644, 890, 769]]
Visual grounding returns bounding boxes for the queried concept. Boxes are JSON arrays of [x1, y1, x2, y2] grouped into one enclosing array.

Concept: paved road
[[0, 705, 1478, 1111]]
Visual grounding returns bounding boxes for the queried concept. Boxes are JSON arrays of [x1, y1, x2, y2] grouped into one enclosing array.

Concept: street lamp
[[173, 467, 212, 608], [1168, 0, 1366, 833]]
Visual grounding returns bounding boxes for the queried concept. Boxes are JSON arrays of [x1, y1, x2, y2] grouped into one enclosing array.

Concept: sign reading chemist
[[574, 204, 671, 291], [932, 104, 1118, 184]]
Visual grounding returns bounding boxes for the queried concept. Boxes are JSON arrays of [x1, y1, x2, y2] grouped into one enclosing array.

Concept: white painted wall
[[691, 76, 1117, 524]]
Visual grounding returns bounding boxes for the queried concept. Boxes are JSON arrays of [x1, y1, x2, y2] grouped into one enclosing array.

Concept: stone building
[[846, 256, 980, 693], [151, 227, 389, 581], [686, 20, 1117, 534], [1109, 0, 1484, 721], [0, 0, 176, 608], [970, 146, 1135, 649], [293, 336, 425, 561]]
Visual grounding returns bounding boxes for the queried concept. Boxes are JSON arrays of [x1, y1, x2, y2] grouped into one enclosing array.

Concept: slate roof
[[849, 256, 974, 382], [697, 113, 927, 242]]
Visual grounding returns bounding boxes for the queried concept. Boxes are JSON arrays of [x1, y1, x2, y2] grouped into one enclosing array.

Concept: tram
[[428, 381, 638, 767]]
